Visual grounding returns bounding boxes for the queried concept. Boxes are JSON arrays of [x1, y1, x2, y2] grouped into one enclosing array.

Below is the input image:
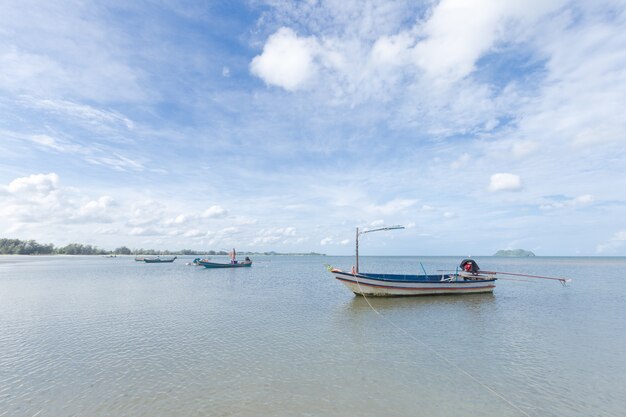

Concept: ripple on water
[[1, 255, 626, 416]]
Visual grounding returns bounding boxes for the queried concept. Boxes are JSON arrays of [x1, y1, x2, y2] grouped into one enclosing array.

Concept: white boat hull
[[333, 271, 496, 296]]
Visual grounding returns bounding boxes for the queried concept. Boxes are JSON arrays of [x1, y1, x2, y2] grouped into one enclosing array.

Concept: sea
[[1, 255, 625, 417]]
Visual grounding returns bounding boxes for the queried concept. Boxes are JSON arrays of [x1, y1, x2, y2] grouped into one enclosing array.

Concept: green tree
[[114, 246, 132, 255]]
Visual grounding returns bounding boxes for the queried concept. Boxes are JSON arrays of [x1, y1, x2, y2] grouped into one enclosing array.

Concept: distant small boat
[[200, 249, 252, 268], [134, 257, 145, 262], [143, 256, 177, 263], [187, 258, 211, 265], [198, 259, 252, 268]]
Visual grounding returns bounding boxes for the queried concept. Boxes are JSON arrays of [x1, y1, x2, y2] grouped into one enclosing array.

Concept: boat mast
[[355, 225, 405, 274], [356, 227, 359, 273]]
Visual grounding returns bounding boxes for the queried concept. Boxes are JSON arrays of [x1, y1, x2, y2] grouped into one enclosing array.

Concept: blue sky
[[1, 0, 625, 255]]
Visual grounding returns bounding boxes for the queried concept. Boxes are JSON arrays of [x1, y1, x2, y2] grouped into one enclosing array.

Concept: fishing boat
[[187, 257, 210, 265], [199, 249, 251, 269], [328, 226, 496, 296], [143, 256, 177, 263], [330, 268, 496, 296], [328, 226, 570, 297], [198, 259, 252, 268]]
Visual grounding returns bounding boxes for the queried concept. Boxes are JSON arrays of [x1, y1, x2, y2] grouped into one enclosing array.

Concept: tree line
[[0, 238, 324, 256], [0, 238, 205, 256]]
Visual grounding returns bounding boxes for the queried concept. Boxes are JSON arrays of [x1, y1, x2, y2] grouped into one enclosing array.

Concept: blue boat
[[330, 268, 496, 296], [328, 226, 496, 296], [200, 249, 251, 268], [143, 256, 177, 263], [198, 260, 252, 268]]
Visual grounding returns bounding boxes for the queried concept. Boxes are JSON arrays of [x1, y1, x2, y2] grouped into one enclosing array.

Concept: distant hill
[[494, 249, 536, 257]]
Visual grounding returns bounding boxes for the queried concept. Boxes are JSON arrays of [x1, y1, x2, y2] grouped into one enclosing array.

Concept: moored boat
[[143, 256, 177, 263], [328, 226, 571, 296], [328, 226, 496, 297], [198, 259, 252, 268], [330, 268, 496, 296], [188, 257, 210, 265], [199, 249, 251, 268]]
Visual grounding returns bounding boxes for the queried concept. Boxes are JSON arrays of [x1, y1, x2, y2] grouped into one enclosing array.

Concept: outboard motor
[[460, 259, 480, 274]]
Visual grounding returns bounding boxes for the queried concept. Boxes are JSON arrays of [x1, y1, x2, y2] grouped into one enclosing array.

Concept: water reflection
[[343, 291, 496, 313]]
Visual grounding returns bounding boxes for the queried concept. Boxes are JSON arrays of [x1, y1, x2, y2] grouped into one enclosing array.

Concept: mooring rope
[[350, 269, 533, 417]]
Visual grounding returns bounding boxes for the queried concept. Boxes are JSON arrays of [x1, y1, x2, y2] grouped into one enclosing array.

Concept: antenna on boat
[[355, 225, 404, 273]]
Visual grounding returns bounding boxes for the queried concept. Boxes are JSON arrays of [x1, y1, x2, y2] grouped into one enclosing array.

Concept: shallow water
[[1, 255, 625, 416]]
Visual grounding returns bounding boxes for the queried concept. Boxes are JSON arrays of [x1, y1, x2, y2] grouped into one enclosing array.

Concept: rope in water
[[350, 270, 533, 417]]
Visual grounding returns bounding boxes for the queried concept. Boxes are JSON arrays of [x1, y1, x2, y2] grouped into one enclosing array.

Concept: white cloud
[[285, 236, 309, 245], [251, 227, 299, 246], [597, 230, 626, 254], [26, 98, 134, 130], [94, 226, 119, 235], [369, 219, 385, 227], [29, 134, 65, 151], [183, 229, 204, 238], [231, 216, 258, 226], [127, 200, 167, 227], [0, 128, 145, 173], [0, 1, 146, 102], [509, 5, 626, 159], [71, 196, 114, 223], [369, 198, 417, 215], [319, 235, 351, 246], [413, 0, 505, 82], [215, 226, 239, 236], [574, 194, 593, 205], [369, 33, 413, 73], [574, 127, 622, 147], [166, 214, 187, 225], [511, 141, 538, 158], [488, 173, 523, 192], [540, 194, 594, 210], [411, 0, 563, 82], [85, 153, 145, 172], [250, 27, 319, 91], [249, 0, 564, 101], [129, 227, 161, 236], [4, 172, 59, 195], [282, 227, 297, 236], [450, 153, 471, 169], [202, 205, 228, 218], [0, 47, 63, 94], [0, 173, 116, 226], [252, 235, 281, 245]]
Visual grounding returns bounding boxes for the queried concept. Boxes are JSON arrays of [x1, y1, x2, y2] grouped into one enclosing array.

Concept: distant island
[[0, 238, 325, 256], [493, 249, 536, 257]]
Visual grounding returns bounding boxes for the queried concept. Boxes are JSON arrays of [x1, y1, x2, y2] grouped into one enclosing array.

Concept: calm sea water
[[1, 255, 625, 417]]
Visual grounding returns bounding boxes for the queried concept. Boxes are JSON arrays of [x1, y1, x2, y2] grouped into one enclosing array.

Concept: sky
[[1, 0, 625, 256]]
